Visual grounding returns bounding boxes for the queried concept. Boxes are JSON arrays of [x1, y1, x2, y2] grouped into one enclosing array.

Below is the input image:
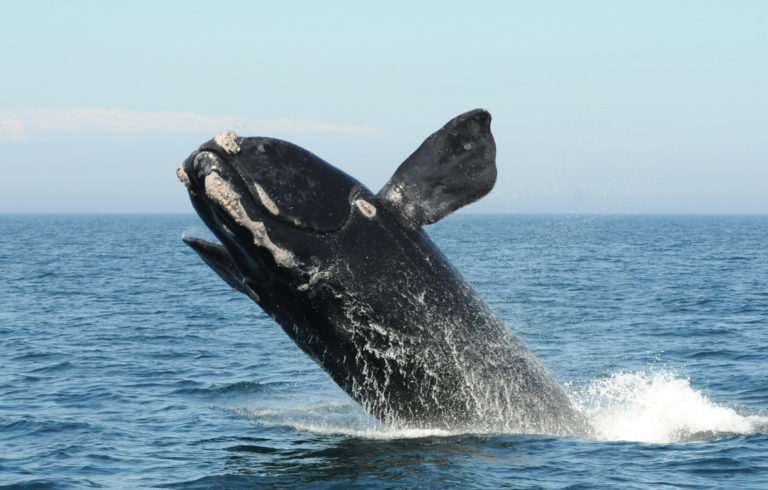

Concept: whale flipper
[[377, 108, 496, 226]]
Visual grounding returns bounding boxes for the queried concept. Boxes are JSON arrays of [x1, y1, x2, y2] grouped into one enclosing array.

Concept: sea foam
[[233, 369, 767, 443], [573, 369, 768, 443]]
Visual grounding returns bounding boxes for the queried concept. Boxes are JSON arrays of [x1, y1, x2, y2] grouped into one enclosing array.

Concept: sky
[[1, 1, 766, 213]]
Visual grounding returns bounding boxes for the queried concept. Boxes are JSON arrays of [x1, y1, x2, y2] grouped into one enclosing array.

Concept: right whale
[[178, 109, 590, 436]]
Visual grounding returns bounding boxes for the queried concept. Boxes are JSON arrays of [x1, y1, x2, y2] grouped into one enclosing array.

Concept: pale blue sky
[[1, 1, 766, 213]]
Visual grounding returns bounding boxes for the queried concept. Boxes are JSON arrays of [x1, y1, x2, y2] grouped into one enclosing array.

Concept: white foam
[[223, 369, 768, 443], [573, 370, 768, 443], [231, 402, 461, 439], [285, 422, 458, 439]]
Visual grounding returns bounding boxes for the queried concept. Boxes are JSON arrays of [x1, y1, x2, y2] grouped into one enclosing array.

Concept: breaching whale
[[177, 109, 588, 435]]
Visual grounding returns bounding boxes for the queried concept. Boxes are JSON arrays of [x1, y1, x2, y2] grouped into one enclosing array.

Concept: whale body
[[178, 109, 587, 435]]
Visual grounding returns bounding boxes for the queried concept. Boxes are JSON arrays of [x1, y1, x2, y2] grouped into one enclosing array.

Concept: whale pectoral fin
[[182, 236, 247, 294], [377, 109, 496, 226]]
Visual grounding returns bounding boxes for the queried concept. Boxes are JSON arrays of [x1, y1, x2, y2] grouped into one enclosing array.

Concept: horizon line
[[2, 211, 766, 217]]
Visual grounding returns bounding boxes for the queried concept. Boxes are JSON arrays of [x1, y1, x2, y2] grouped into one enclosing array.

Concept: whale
[[177, 109, 588, 435]]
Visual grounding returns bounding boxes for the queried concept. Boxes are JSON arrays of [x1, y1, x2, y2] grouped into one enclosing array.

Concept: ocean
[[1, 214, 767, 488]]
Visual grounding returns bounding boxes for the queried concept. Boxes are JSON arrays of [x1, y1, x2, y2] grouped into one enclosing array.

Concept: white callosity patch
[[354, 199, 377, 218], [203, 171, 298, 268], [253, 182, 280, 216], [176, 163, 191, 188], [214, 129, 241, 154]]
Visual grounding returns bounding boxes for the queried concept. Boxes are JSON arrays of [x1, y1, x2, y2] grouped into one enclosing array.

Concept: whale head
[[178, 109, 496, 336], [177, 129, 372, 306]]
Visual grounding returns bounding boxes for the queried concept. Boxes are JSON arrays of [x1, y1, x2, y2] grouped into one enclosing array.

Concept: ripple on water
[[1, 214, 767, 487]]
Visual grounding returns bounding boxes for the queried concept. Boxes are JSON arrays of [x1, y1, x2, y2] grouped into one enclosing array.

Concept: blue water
[[1, 214, 767, 488]]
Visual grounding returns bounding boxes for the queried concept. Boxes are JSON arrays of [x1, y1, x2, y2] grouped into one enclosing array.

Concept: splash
[[573, 370, 768, 443], [232, 401, 463, 440], [229, 369, 767, 443]]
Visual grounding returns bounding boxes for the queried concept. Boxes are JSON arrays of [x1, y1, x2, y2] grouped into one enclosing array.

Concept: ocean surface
[[1, 214, 767, 488]]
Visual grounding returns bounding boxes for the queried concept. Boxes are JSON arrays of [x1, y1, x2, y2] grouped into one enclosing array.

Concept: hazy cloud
[[0, 108, 379, 140]]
